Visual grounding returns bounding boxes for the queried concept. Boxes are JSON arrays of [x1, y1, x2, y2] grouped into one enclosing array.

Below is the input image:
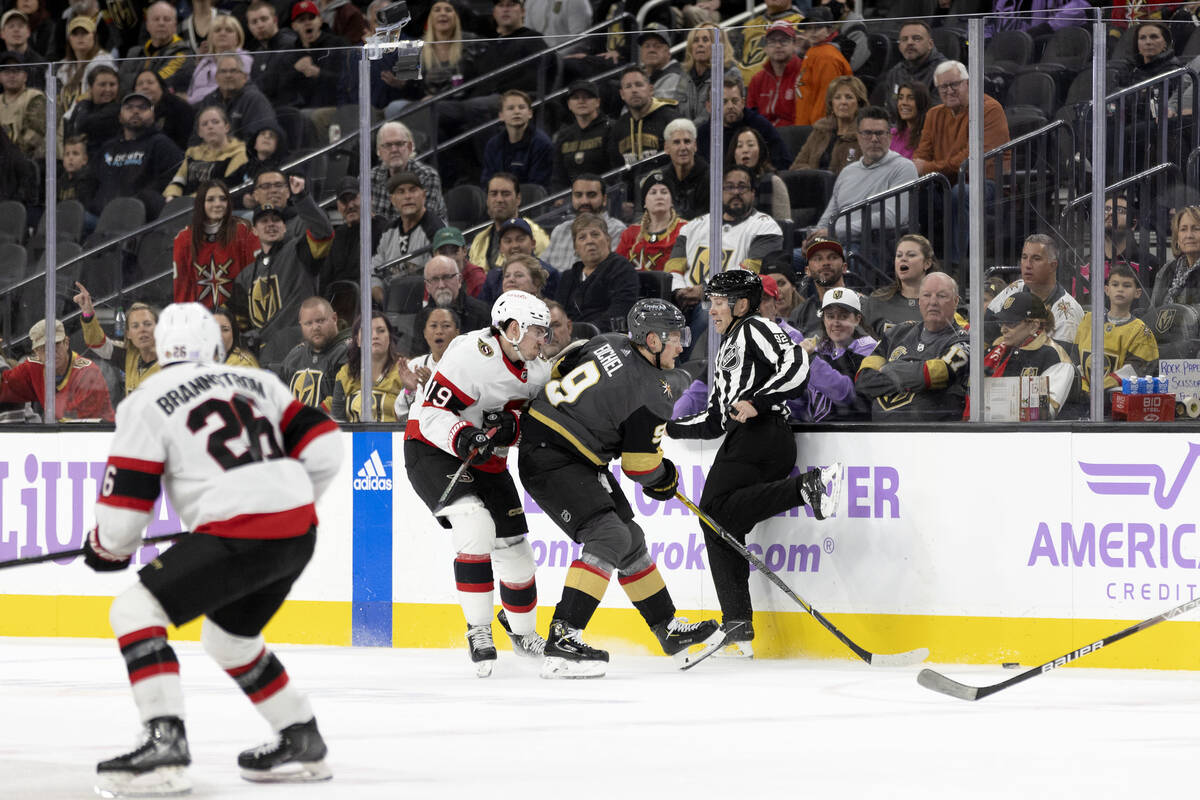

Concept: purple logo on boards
[[1076, 442, 1200, 509]]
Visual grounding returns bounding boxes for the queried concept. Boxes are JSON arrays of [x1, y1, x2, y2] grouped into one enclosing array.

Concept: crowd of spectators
[[4, 0, 1200, 424]]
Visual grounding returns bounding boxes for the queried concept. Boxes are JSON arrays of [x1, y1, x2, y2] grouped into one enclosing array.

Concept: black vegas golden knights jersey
[[524, 333, 692, 483], [856, 320, 970, 421], [279, 336, 349, 411]]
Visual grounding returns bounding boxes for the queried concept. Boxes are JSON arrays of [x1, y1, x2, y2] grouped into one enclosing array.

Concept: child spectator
[[1074, 263, 1159, 394], [58, 134, 99, 212]]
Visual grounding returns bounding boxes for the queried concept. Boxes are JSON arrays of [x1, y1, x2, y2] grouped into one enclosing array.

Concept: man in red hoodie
[[746, 21, 802, 128], [0, 319, 114, 421]]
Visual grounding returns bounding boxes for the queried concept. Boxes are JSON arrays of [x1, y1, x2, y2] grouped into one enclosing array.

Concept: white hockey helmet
[[491, 290, 550, 345], [155, 302, 226, 366]]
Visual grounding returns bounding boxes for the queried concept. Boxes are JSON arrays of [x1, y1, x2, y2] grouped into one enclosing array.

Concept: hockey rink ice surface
[[1, 638, 1195, 799]]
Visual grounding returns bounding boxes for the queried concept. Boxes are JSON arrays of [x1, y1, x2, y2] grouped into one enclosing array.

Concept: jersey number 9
[[545, 360, 601, 407]]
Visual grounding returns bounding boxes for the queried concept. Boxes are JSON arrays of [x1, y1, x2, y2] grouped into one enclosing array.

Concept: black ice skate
[[798, 462, 843, 520], [652, 616, 724, 670], [541, 619, 609, 679], [497, 609, 546, 658], [238, 717, 332, 783], [95, 716, 192, 798], [714, 619, 755, 659], [466, 623, 498, 677]]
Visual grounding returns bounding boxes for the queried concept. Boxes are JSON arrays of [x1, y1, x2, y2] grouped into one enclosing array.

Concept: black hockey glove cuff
[[482, 409, 520, 447], [83, 528, 132, 572], [453, 426, 494, 462], [643, 458, 679, 502]]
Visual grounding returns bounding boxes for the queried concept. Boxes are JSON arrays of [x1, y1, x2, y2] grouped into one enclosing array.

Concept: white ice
[[1, 637, 1194, 800]]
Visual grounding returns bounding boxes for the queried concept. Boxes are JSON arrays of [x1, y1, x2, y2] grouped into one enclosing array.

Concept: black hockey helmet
[[704, 268, 763, 315], [628, 298, 690, 349]]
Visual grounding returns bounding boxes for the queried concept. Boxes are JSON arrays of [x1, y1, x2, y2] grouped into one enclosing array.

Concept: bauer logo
[[1076, 441, 1200, 510], [353, 449, 393, 491]]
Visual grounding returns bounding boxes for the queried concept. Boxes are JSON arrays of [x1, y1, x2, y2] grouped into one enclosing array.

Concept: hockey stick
[[431, 427, 498, 516], [675, 491, 929, 667], [917, 594, 1200, 701], [0, 531, 187, 571]]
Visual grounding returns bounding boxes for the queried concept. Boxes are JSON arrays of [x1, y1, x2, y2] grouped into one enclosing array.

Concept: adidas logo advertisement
[[353, 449, 392, 491]]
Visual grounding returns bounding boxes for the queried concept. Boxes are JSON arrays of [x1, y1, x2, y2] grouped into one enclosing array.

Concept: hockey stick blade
[[916, 594, 1200, 701], [676, 491, 927, 667], [0, 531, 187, 571]]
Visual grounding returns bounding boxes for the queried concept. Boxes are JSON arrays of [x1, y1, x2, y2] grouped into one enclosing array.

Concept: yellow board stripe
[[563, 564, 612, 601], [528, 408, 605, 466]]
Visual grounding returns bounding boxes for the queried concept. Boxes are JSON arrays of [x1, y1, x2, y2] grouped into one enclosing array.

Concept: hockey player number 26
[[545, 360, 601, 407], [187, 394, 284, 470]]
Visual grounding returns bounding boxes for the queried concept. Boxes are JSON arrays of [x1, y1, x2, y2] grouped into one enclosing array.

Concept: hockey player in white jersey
[[404, 290, 553, 676], [81, 303, 343, 797]]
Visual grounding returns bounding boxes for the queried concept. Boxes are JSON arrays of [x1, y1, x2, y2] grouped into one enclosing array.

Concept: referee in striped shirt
[[667, 269, 841, 657]]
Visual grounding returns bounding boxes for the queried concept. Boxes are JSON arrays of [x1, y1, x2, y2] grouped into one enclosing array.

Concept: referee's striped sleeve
[[745, 319, 808, 405]]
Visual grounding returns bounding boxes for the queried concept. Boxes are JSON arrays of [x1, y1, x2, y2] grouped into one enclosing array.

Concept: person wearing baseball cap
[[0, 319, 114, 421], [430, 226, 487, 299], [0, 45, 44, 159], [287, 0, 345, 108], [786, 236, 853, 337], [551, 80, 622, 191], [375, 171, 445, 274], [746, 20, 802, 127], [739, 0, 804, 62], [793, 5, 852, 127], [478, 218, 561, 304], [790, 286, 877, 422], [324, 176, 386, 298], [984, 290, 1074, 417], [636, 23, 687, 112], [614, 171, 685, 272], [1, 9, 44, 82]]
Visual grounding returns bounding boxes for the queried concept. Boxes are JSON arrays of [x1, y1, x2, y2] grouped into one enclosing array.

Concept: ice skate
[[714, 620, 755, 659], [497, 609, 546, 658], [465, 623, 497, 677], [652, 616, 724, 669], [95, 716, 192, 798], [238, 718, 332, 783], [798, 462, 843, 520], [541, 619, 609, 679]]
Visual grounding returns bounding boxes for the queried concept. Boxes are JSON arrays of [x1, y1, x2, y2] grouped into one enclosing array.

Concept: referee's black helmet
[[704, 269, 763, 314]]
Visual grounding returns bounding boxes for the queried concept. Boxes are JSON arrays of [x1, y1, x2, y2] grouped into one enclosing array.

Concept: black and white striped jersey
[[667, 314, 809, 440]]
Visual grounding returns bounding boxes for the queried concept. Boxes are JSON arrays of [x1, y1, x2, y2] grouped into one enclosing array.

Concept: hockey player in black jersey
[[519, 299, 723, 678], [667, 270, 842, 658]]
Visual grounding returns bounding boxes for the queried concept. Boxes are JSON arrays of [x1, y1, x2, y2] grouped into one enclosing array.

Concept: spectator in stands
[[133, 69, 194, 151], [6, 2, 51, 58], [758, 274, 803, 344], [762, 257, 803, 319], [186, 15, 252, 104], [243, 119, 289, 180], [726, 126, 790, 219], [617, 171, 686, 272], [242, 168, 300, 233], [789, 74, 865, 176], [555, 212, 639, 333], [543, 174, 626, 272], [983, 275, 1007, 308], [984, 292, 1075, 418], [433, 225, 486, 298], [746, 21, 802, 128], [0, 318, 114, 421], [164, 106, 248, 199], [863, 234, 937, 337], [734, 0, 805, 78], [323, 176, 383, 296], [58, 134, 97, 212], [173, 179, 260, 308], [1075, 262, 1158, 396], [871, 21, 945, 107], [198, 53, 277, 144], [542, 298, 573, 357], [856, 271, 968, 421], [333, 311, 412, 421], [55, 16, 113, 120], [73, 283, 158, 400], [823, 0, 867, 72], [469, 172, 550, 270], [500, 253, 549, 297], [393, 306, 459, 421], [1150, 205, 1200, 308], [246, 0, 299, 93], [678, 23, 739, 122], [616, 65, 681, 166], [0, 125, 37, 208], [89, 0, 137, 55], [317, 0, 368, 45], [0, 50, 45, 159], [640, 24, 686, 109], [413, 1, 477, 98], [118, 1, 195, 95], [212, 306, 261, 367], [914, 60, 1010, 264], [790, 236, 855, 336], [92, 90, 184, 218], [481, 88, 554, 189], [280, 296, 349, 409], [411, 254, 490, 354], [804, 105, 918, 254], [793, 6, 851, 127], [551, 79, 621, 192], [988, 234, 1084, 342], [285, 0, 350, 121], [373, 172, 446, 275], [796, 288, 876, 421], [661, 117, 709, 219], [1070, 193, 1160, 309], [369, 121, 448, 225], [479, 217, 560, 304], [700, 76, 791, 170], [66, 64, 120, 157], [0, 9, 45, 81], [1116, 22, 1186, 174], [181, 0, 218, 53], [889, 82, 931, 160], [232, 178, 333, 349]]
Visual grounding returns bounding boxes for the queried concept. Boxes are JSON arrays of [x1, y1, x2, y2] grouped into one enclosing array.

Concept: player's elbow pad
[[300, 430, 344, 502]]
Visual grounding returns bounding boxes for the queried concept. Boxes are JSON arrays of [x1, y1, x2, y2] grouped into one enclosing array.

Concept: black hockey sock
[[226, 649, 289, 704], [498, 576, 537, 616], [618, 562, 675, 628], [119, 626, 179, 685], [454, 553, 494, 594], [555, 559, 610, 629]]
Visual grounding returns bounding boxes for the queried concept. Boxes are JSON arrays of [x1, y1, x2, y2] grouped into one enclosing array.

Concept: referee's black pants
[[699, 412, 801, 625]]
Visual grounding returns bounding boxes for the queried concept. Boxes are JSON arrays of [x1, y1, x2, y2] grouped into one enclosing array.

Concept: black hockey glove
[[82, 528, 132, 572], [643, 458, 679, 502], [453, 426, 495, 462], [482, 409, 520, 447]]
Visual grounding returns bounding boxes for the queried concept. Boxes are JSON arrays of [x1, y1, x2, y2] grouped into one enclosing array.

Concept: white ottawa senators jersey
[[406, 328, 552, 473], [94, 362, 341, 548], [666, 211, 784, 291]]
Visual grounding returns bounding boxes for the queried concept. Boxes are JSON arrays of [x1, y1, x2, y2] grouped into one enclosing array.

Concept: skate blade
[[712, 640, 754, 659], [817, 462, 844, 520], [674, 629, 726, 671], [540, 656, 606, 679], [473, 659, 496, 678], [95, 766, 192, 797], [240, 759, 332, 783]]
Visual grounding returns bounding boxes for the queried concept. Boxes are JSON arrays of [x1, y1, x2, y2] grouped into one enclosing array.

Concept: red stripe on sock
[[501, 599, 537, 613], [128, 662, 179, 684], [618, 564, 658, 585], [569, 560, 611, 580], [501, 577, 535, 591], [456, 581, 494, 593], [455, 553, 491, 563], [117, 626, 168, 649], [225, 649, 266, 678], [247, 671, 290, 704]]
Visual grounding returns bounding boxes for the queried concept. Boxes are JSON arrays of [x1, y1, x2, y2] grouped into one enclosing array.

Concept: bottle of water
[[114, 306, 125, 340]]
